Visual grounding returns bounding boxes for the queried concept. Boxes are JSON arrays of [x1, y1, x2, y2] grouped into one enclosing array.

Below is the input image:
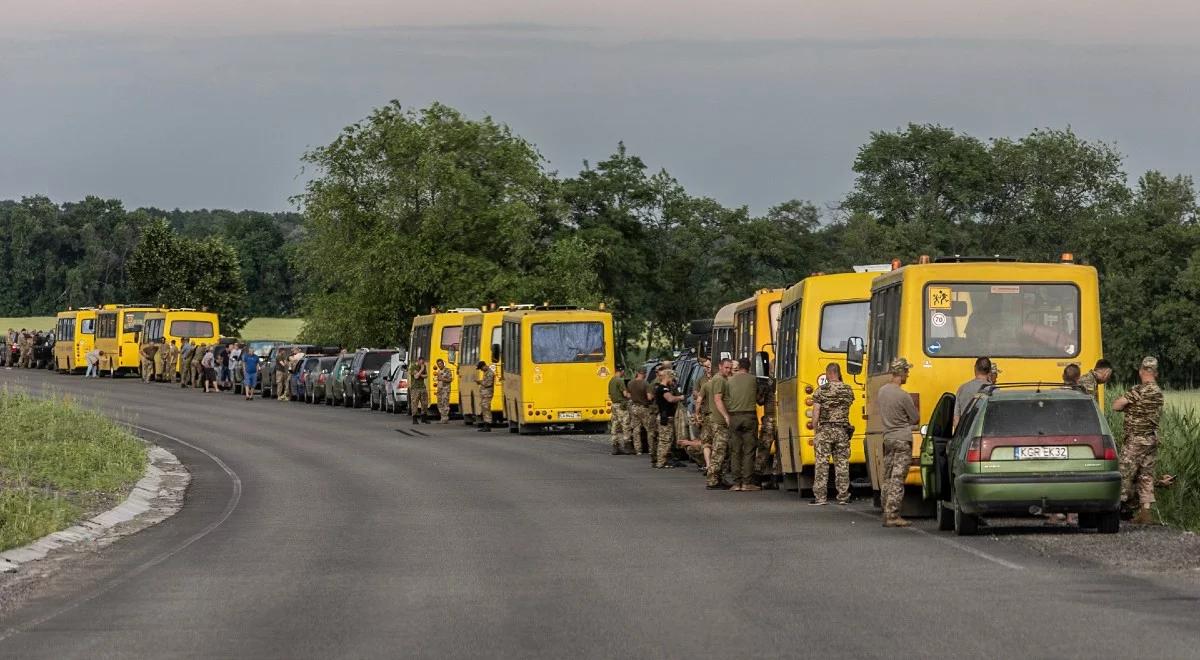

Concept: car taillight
[[965, 437, 983, 462], [399, 380, 408, 388], [357, 369, 367, 381], [1101, 435, 1117, 460]]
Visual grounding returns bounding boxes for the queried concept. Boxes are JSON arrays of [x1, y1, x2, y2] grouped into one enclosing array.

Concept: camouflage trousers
[[140, 356, 155, 382], [478, 394, 493, 425], [813, 424, 852, 503], [411, 388, 428, 415], [436, 387, 451, 421], [274, 371, 288, 399], [610, 402, 630, 450], [707, 422, 730, 486], [19, 349, 31, 368], [881, 435, 912, 515], [755, 414, 777, 477], [655, 418, 675, 468], [629, 405, 657, 455], [1120, 435, 1157, 507]]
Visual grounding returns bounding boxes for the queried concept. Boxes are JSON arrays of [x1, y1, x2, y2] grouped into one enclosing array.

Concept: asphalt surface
[[1, 368, 1198, 659]]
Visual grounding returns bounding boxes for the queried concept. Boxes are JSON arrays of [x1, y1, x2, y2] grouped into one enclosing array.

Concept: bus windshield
[[924, 283, 1080, 358], [531, 322, 606, 363], [820, 301, 869, 352]]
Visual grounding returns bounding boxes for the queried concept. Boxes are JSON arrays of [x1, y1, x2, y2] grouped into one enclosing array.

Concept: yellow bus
[[459, 308, 513, 424], [53, 308, 97, 373], [775, 269, 888, 493], [501, 306, 615, 434], [849, 256, 1103, 514], [95, 304, 163, 376], [710, 299, 742, 361], [734, 288, 784, 371], [409, 308, 480, 417], [142, 309, 222, 379]]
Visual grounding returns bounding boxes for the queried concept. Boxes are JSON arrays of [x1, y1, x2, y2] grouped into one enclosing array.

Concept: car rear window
[[982, 399, 1101, 437], [358, 352, 389, 369]]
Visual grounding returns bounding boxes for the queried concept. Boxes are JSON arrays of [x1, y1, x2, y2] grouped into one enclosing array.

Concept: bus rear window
[[170, 321, 214, 338], [924, 283, 1080, 358], [981, 399, 1101, 437], [819, 301, 869, 353], [80, 319, 95, 334], [440, 326, 462, 350], [531, 322, 606, 363]]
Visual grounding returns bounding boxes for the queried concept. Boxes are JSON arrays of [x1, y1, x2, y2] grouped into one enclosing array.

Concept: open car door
[[920, 393, 955, 501]]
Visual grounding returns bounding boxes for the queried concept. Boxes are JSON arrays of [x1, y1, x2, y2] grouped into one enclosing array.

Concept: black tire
[[954, 505, 979, 536], [1097, 511, 1120, 534], [936, 501, 955, 531], [1077, 512, 1098, 529]]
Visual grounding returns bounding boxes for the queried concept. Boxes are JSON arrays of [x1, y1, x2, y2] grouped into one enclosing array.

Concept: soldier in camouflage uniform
[[435, 358, 454, 423], [879, 357, 919, 527], [625, 369, 655, 456], [810, 363, 855, 505], [160, 340, 176, 383], [705, 358, 733, 489], [685, 359, 712, 470], [139, 341, 159, 383], [607, 366, 631, 454], [475, 361, 495, 432], [191, 344, 207, 389], [18, 331, 33, 368], [754, 374, 778, 489], [1077, 359, 1113, 401], [652, 368, 685, 468], [1113, 356, 1165, 525]]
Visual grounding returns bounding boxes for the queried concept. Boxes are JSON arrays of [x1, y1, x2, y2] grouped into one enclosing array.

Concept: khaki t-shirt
[[627, 378, 653, 407], [716, 372, 758, 415], [608, 375, 627, 403], [877, 382, 919, 440]]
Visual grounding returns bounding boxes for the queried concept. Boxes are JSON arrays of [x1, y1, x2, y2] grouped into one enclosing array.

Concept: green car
[[921, 386, 1121, 535]]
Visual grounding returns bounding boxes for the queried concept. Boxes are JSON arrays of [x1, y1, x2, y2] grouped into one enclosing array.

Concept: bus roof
[[501, 308, 611, 323], [462, 310, 507, 326], [713, 298, 748, 327], [734, 288, 784, 314], [412, 310, 477, 326], [783, 271, 883, 307], [871, 261, 1097, 291]]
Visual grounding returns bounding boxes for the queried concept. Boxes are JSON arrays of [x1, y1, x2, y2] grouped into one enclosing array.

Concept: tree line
[[2, 102, 1196, 386]]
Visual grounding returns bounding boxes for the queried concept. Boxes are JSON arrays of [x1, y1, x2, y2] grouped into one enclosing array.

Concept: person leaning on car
[[954, 357, 992, 429], [1112, 356, 1165, 525], [1077, 359, 1113, 401], [877, 357, 919, 528]]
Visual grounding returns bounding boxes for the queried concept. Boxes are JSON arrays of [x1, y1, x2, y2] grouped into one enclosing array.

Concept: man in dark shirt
[[953, 357, 991, 429], [652, 368, 685, 468]]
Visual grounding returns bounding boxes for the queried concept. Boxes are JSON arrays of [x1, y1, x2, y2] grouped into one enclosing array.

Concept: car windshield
[[982, 399, 1102, 437], [924, 283, 1080, 358], [531, 322, 605, 363]]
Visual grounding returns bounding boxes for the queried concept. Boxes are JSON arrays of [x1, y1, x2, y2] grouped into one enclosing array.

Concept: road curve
[[0, 369, 1197, 658]]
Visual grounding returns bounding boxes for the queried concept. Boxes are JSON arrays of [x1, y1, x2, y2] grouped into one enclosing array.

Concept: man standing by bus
[[715, 358, 760, 491], [878, 357, 919, 527], [1078, 359, 1113, 401], [607, 366, 631, 455], [409, 358, 429, 424], [435, 358, 454, 423], [954, 357, 992, 429], [755, 370, 779, 489], [705, 358, 733, 489], [1112, 356, 1165, 525], [811, 363, 855, 506], [476, 361, 495, 432], [140, 340, 159, 383], [626, 368, 655, 457]]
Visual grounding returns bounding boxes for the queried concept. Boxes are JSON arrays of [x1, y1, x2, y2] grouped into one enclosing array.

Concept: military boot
[[883, 514, 911, 528], [1132, 508, 1155, 525]]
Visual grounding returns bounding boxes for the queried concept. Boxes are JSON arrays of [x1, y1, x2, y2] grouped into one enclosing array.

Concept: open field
[[1166, 389, 1200, 413], [0, 317, 304, 342], [0, 390, 146, 550]]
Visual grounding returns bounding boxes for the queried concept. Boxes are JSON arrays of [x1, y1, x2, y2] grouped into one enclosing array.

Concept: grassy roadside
[[1106, 387, 1200, 532], [0, 390, 146, 551]]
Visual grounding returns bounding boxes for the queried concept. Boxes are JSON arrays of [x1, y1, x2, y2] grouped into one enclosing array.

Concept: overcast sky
[[3, 1, 1198, 213]]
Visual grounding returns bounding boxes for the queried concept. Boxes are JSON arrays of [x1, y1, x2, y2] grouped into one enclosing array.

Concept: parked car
[[33, 332, 56, 369], [261, 344, 340, 398], [370, 353, 409, 413], [340, 349, 397, 408], [324, 353, 355, 406], [307, 356, 338, 404], [920, 385, 1121, 536], [291, 355, 325, 401]]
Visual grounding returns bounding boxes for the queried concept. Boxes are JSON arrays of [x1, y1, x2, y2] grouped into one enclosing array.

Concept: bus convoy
[[36, 254, 1100, 514]]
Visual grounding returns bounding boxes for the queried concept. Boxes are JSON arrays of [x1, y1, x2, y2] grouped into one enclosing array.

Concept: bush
[[0, 390, 146, 551]]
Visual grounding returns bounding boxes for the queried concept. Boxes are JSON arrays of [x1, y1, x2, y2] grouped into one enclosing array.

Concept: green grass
[[0, 389, 146, 551], [0, 316, 305, 342], [1106, 387, 1200, 532]]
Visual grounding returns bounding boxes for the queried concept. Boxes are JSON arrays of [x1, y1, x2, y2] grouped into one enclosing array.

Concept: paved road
[[0, 369, 1198, 658]]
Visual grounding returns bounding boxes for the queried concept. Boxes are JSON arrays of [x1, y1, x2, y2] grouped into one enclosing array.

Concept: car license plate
[[558, 411, 582, 420], [1014, 446, 1068, 460]]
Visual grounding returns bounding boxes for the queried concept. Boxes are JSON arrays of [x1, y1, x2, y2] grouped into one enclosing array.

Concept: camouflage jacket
[[756, 377, 777, 417], [480, 367, 496, 394], [1122, 382, 1164, 438], [437, 368, 453, 388], [813, 381, 855, 426], [1078, 371, 1099, 398]]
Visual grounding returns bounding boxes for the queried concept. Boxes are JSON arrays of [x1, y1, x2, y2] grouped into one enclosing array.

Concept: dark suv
[[921, 385, 1121, 535], [341, 349, 398, 408]]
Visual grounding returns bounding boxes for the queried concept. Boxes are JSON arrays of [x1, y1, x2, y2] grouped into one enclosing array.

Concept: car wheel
[[953, 505, 979, 536], [936, 501, 955, 531], [1096, 511, 1120, 534], [1077, 512, 1098, 529]]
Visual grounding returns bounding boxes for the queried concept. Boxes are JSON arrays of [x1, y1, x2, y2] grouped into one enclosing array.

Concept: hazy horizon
[[3, 2, 1198, 213]]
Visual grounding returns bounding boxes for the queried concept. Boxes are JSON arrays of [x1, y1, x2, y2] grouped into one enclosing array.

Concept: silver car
[[371, 353, 409, 414]]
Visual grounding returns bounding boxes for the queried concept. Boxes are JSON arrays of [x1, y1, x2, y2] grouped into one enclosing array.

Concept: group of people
[[607, 351, 1165, 528], [3, 328, 50, 369], [91, 339, 264, 398], [404, 356, 497, 430], [608, 356, 781, 493]]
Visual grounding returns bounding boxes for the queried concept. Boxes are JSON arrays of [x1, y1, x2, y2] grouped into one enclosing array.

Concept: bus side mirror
[[754, 351, 770, 378], [491, 343, 501, 364], [846, 336, 865, 376]]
